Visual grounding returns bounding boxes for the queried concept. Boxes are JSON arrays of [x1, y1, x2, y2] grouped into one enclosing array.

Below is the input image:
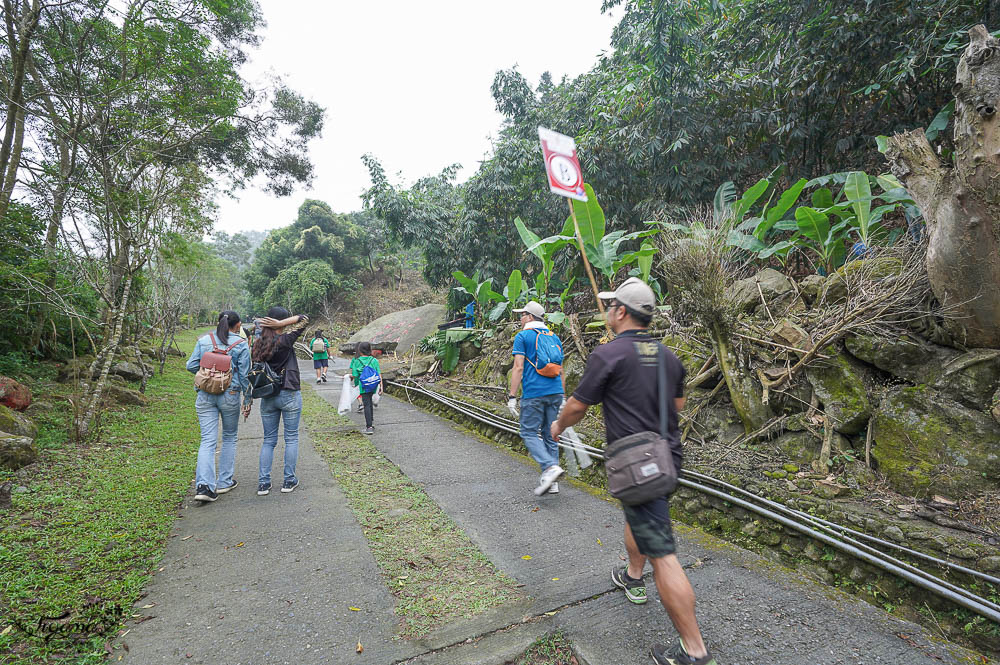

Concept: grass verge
[[301, 386, 523, 638], [0, 330, 203, 664], [509, 631, 580, 665]]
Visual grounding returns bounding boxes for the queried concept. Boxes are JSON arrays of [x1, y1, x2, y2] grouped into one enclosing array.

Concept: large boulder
[[872, 386, 1000, 497], [726, 268, 803, 316], [0, 376, 31, 411], [845, 333, 946, 384], [804, 348, 872, 435], [110, 361, 150, 383], [934, 349, 1000, 411], [347, 304, 448, 356], [820, 256, 904, 305], [0, 432, 37, 470], [0, 404, 37, 439], [846, 334, 1000, 410], [102, 384, 150, 407], [406, 355, 437, 378]]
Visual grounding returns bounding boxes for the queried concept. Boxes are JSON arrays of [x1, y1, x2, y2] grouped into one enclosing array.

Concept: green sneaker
[[611, 565, 647, 604]]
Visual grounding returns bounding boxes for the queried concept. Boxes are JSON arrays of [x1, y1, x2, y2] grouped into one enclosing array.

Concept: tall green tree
[[244, 200, 364, 312]]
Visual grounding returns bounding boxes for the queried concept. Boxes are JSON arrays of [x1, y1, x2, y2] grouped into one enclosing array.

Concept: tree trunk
[[76, 275, 133, 439], [885, 25, 1000, 348], [0, 0, 41, 219], [710, 322, 771, 433]]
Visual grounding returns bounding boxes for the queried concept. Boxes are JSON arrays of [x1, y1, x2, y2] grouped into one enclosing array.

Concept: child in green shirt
[[349, 341, 382, 434], [309, 330, 330, 383]]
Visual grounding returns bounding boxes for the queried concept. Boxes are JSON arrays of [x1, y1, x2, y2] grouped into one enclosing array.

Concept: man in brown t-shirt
[[551, 277, 716, 665]]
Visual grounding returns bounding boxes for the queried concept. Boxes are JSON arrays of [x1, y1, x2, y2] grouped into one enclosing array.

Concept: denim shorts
[[623, 495, 677, 558], [313, 358, 328, 368]]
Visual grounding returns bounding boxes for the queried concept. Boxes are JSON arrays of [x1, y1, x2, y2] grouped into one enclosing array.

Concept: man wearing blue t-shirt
[[507, 300, 566, 496]]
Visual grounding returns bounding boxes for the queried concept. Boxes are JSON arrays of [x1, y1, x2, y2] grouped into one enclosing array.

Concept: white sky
[[213, 0, 618, 235]]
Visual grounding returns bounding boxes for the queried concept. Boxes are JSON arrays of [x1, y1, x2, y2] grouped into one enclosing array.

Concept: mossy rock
[[407, 354, 436, 377], [871, 385, 1000, 497], [0, 432, 37, 470], [693, 401, 744, 443], [933, 349, 1000, 411], [799, 274, 825, 307], [57, 356, 96, 383], [102, 384, 150, 407], [661, 331, 709, 377], [846, 335, 1000, 410], [844, 333, 948, 384], [820, 256, 904, 304], [771, 430, 851, 465], [0, 403, 37, 439], [725, 268, 803, 316], [804, 347, 872, 435], [458, 341, 481, 362]]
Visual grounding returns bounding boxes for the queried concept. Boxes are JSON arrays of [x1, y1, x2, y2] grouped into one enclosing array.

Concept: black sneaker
[[611, 565, 647, 604], [257, 482, 271, 496], [651, 641, 717, 665], [280, 479, 299, 493], [194, 484, 217, 502], [321, 375, 327, 383], [216, 480, 238, 494]]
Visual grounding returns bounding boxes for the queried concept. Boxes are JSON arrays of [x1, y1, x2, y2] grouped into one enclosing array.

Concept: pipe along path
[[387, 378, 1000, 627]]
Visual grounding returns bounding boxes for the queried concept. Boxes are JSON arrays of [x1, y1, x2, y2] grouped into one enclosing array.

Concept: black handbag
[[604, 343, 678, 505], [247, 361, 284, 399]]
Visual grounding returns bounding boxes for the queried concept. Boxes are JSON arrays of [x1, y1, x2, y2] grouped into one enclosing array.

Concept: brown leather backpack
[[194, 334, 245, 394]]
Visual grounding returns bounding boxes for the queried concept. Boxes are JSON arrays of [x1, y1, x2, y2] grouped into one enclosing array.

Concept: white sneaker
[[316, 378, 321, 383], [548, 482, 559, 494], [534, 465, 564, 496]]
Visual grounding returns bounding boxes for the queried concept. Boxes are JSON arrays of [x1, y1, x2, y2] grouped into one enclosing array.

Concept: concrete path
[[117, 358, 979, 665], [119, 359, 421, 665]]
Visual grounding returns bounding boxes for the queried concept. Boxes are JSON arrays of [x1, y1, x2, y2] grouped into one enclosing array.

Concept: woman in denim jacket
[[186, 310, 250, 502]]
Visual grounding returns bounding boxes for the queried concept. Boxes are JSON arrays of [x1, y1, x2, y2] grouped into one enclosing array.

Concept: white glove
[[507, 397, 519, 418]]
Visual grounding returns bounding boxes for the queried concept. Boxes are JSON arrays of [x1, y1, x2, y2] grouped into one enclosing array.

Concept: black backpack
[[247, 361, 284, 399]]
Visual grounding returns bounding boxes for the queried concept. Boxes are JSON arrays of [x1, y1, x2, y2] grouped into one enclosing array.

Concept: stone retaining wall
[[386, 382, 1000, 654]]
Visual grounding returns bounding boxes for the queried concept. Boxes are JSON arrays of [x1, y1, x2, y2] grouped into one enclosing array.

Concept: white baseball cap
[[597, 277, 657, 315], [512, 301, 545, 318]]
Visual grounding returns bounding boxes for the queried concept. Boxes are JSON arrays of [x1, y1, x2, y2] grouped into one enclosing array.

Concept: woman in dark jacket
[[251, 306, 309, 495]]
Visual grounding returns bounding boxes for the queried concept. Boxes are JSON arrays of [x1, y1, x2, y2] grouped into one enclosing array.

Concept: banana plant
[[487, 269, 525, 322], [515, 217, 568, 301], [794, 206, 849, 274], [452, 270, 504, 326], [585, 230, 657, 285]]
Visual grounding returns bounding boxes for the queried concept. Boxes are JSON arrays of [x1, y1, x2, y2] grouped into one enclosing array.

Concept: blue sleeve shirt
[[512, 328, 563, 399]]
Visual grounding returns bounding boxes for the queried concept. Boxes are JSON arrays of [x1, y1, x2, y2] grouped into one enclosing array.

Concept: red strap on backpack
[[200, 334, 244, 372]]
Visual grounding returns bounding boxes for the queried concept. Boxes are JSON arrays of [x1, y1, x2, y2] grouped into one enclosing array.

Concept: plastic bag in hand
[[338, 374, 361, 414]]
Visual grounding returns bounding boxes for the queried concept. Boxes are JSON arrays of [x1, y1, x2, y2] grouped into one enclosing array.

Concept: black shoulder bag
[[247, 360, 284, 399], [603, 343, 679, 505]]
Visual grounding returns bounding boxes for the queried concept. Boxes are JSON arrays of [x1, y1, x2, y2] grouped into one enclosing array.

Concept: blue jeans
[[195, 390, 242, 491], [519, 394, 563, 471], [259, 390, 302, 485]]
